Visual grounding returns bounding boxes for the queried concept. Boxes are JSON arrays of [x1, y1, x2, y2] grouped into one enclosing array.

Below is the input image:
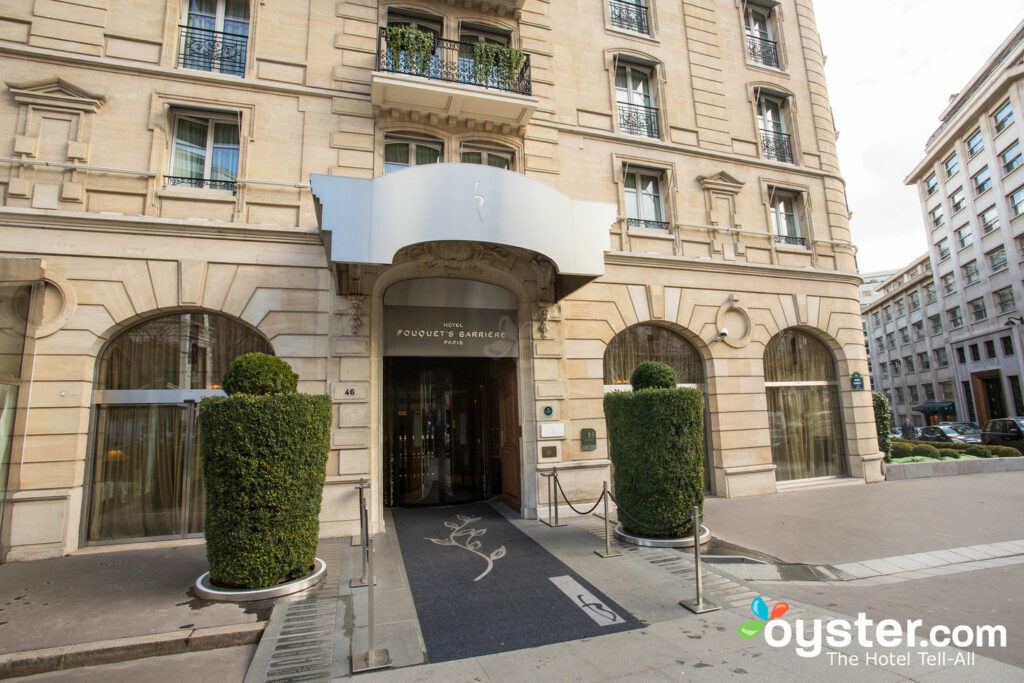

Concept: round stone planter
[[614, 524, 711, 548], [194, 558, 327, 602]]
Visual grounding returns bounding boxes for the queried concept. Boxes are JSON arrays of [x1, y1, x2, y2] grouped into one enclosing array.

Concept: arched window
[[764, 329, 846, 481], [88, 311, 271, 542], [603, 324, 703, 386]]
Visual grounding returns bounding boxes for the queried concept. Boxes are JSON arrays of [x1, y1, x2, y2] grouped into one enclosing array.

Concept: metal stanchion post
[[539, 470, 565, 528], [680, 504, 719, 614], [549, 467, 566, 527], [351, 533, 391, 673], [350, 480, 373, 588], [594, 481, 621, 558]]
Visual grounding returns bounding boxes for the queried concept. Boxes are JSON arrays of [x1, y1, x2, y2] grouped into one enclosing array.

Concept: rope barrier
[[552, 473, 607, 516], [543, 467, 699, 537]]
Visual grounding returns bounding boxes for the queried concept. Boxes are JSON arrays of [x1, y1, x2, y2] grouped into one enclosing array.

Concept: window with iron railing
[[925, 173, 938, 196], [988, 246, 1008, 273], [616, 63, 659, 138], [166, 112, 239, 192], [973, 167, 992, 196], [1011, 186, 1024, 217], [929, 315, 943, 335], [769, 188, 805, 245], [609, 0, 650, 35], [757, 93, 793, 162], [177, 0, 250, 77], [949, 187, 965, 213], [745, 4, 779, 68], [624, 168, 669, 230]]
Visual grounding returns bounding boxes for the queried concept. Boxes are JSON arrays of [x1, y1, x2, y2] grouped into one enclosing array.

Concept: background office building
[[903, 19, 1024, 428], [0, 0, 882, 562], [862, 255, 961, 426]]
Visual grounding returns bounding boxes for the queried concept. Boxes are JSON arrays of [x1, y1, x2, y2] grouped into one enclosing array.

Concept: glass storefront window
[[603, 324, 704, 385], [765, 329, 847, 481], [88, 311, 271, 542]]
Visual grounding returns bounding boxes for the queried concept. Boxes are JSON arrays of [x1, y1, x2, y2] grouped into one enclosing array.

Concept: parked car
[[981, 417, 1024, 454], [919, 425, 982, 445], [939, 421, 981, 431]]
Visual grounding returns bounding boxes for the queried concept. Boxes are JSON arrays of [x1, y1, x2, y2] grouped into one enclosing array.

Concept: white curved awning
[[311, 164, 613, 298]]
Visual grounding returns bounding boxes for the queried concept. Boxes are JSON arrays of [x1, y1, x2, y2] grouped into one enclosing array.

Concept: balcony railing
[[774, 234, 806, 246], [177, 25, 247, 77], [760, 128, 793, 163], [376, 28, 532, 96], [746, 35, 779, 68], [609, 0, 650, 35], [165, 175, 237, 193], [628, 218, 669, 230], [618, 102, 659, 138]]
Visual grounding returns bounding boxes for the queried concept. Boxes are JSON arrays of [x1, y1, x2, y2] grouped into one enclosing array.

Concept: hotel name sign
[[384, 305, 519, 358]]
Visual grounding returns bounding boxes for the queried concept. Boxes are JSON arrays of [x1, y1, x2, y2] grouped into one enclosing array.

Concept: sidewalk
[[0, 474, 1021, 680]]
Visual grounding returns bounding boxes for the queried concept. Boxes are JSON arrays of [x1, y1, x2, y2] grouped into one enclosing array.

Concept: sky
[[813, 1, 1024, 274]]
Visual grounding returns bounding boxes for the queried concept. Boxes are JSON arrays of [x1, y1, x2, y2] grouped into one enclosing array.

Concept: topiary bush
[[872, 392, 892, 459], [911, 444, 940, 459], [222, 352, 299, 396], [938, 448, 959, 459], [989, 445, 1022, 458], [200, 356, 329, 589], [891, 441, 914, 459], [630, 361, 677, 390], [964, 445, 993, 458], [604, 386, 704, 539]]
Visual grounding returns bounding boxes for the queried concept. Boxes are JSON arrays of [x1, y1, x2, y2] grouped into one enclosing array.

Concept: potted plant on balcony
[[386, 25, 435, 77], [472, 42, 525, 88]]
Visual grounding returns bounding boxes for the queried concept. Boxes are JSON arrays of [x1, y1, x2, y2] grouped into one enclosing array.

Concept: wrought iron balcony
[[628, 218, 669, 230], [618, 102, 659, 138], [760, 128, 793, 163], [177, 25, 247, 77], [609, 0, 650, 35], [774, 234, 806, 246], [165, 175, 237, 192], [376, 28, 532, 96], [746, 35, 779, 68]]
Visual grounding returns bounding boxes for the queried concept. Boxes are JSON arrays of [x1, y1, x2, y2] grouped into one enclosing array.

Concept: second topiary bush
[[630, 361, 677, 390]]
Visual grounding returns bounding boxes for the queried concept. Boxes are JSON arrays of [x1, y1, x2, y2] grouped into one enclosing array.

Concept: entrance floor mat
[[391, 503, 642, 663]]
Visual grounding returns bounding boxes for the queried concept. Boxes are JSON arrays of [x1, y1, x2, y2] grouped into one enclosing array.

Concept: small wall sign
[[580, 428, 597, 451], [851, 372, 865, 391]]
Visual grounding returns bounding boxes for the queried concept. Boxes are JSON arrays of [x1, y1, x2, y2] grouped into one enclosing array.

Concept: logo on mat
[[425, 514, 507, 582], [738, 596, 790, 639]]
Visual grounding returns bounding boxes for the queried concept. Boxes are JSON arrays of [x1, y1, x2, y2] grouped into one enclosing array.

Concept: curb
[[885, 455, 1024, 480], [0, 621, 266, 679]]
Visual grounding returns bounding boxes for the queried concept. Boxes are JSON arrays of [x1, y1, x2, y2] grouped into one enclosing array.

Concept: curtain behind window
[[604, 324, 703, 385]]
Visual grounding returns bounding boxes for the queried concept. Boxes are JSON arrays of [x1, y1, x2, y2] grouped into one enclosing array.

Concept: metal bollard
[[680, 505, 720, 614], [594, 481, 621, 558], [350, 480, 374, 588], [351, 533, 391, 673]]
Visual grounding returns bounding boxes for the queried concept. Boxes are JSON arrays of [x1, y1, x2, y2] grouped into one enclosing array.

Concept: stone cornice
[[0, 207, 323, 245], [603, 251, 864, 287]]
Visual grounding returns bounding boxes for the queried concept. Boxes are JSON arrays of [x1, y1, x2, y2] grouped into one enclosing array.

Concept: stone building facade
[[0, 0, 882, 561], [903, 20, 1024, 428]]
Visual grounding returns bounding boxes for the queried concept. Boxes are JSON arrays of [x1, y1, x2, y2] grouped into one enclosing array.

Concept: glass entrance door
[[384, 357, 490, 506]]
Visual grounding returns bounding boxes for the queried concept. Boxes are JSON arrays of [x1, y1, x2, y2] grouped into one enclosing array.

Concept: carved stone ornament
[[347, 294, 365, 335], [535, 302, 552, 339]]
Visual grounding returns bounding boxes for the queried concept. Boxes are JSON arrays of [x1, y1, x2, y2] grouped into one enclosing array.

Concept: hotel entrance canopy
[[311, 164, 613, 299]]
